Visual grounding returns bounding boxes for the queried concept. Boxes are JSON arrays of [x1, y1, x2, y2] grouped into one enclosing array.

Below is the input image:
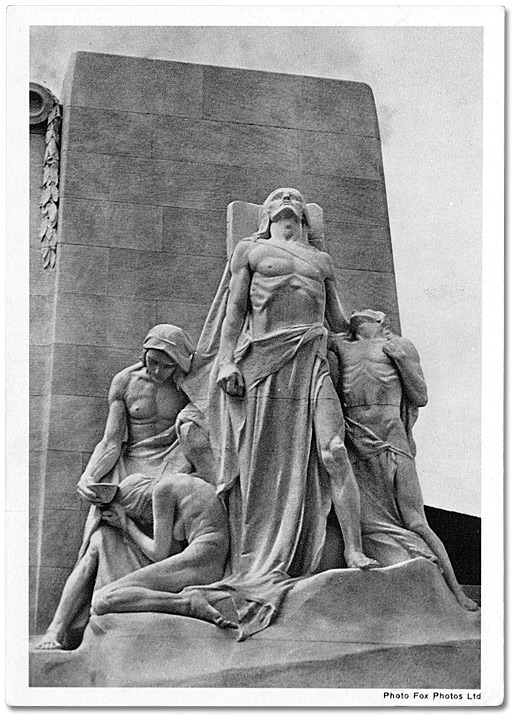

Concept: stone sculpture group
[[36, 188, 477, 650]]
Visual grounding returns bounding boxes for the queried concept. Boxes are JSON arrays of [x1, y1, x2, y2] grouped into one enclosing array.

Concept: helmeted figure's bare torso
[[122, 365, 189, 445]]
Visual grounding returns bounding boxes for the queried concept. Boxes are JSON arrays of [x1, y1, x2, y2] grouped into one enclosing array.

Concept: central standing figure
[[199, 188, 378, 636]]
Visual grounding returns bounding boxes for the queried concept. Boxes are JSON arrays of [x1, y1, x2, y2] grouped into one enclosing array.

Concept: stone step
[[30, 559, 480, 688]]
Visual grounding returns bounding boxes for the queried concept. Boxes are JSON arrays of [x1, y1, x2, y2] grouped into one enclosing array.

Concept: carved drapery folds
[[39, 101, 62, 268]]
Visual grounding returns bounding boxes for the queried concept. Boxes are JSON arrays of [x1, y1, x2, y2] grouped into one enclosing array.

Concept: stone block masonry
[[29, 52, 399, 632]]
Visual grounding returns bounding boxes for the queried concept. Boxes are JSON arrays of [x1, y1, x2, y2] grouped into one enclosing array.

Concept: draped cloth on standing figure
[[182, 239, 335, 640], [344, 408, 438, 567]]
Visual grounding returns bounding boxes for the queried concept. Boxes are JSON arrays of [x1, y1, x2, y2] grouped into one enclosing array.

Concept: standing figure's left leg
[[315, 376, 379, 570], [394, 457, 479, 611]]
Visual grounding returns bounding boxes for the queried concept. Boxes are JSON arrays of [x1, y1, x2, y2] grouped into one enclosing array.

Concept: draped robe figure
[[181, 189, 379, 638]]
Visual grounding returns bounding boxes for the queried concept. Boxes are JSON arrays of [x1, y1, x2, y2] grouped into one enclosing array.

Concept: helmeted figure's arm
[[383, 336, 428, 407], [77, 372, 129, 503], [217, 241, 253, 397]]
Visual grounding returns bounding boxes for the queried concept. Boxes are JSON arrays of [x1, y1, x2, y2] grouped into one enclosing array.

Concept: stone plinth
[[30, 559, 480, 688], [30, 52, 399, 632]]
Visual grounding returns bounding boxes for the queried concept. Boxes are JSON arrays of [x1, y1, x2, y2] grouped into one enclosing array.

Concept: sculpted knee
[[91, 587, 117, 615], [321, 435, 349, 472]]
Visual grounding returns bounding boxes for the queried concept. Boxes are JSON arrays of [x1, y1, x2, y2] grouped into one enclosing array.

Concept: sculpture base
[[30, 559, 480, 689]]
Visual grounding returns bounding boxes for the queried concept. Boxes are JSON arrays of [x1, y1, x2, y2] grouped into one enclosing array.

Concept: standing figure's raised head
[[141, 324, 195, 383], [256, 187, 311, 238]]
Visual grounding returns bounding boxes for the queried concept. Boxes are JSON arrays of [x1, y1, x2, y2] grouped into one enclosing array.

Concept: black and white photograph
[[5, 3, 504, 706]]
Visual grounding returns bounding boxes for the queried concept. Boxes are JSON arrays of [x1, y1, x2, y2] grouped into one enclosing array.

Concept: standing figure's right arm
[[76, 372, 129, 503], [217, 241, 253, 397]]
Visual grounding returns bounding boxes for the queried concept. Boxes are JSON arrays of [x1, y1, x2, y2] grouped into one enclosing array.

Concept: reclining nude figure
[[333, 310, 478, 611], [36, 325, 231, 650]]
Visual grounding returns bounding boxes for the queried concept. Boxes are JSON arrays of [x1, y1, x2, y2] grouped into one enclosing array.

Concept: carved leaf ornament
[[39, 102, 61, 269]]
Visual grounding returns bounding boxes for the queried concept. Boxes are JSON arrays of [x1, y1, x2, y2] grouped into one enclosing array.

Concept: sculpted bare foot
[[35, 630, 64, 650], [456, 591, 479, 612], [183, 589, 238, 629], [345, 551, 381, 570]]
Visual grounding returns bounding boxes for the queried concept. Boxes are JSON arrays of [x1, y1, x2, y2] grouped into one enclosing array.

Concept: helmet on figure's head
[[141, 324, 195, 374]]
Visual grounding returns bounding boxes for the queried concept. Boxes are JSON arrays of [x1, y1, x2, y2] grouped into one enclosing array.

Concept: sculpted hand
[[217, 362, 245, 397], [77, 474, 104, 505], [101, 503, 127, 532], [382, 338, 408, 361]]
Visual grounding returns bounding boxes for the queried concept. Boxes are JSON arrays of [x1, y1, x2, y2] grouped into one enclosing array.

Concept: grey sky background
[[29, 24, 483, 516]]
